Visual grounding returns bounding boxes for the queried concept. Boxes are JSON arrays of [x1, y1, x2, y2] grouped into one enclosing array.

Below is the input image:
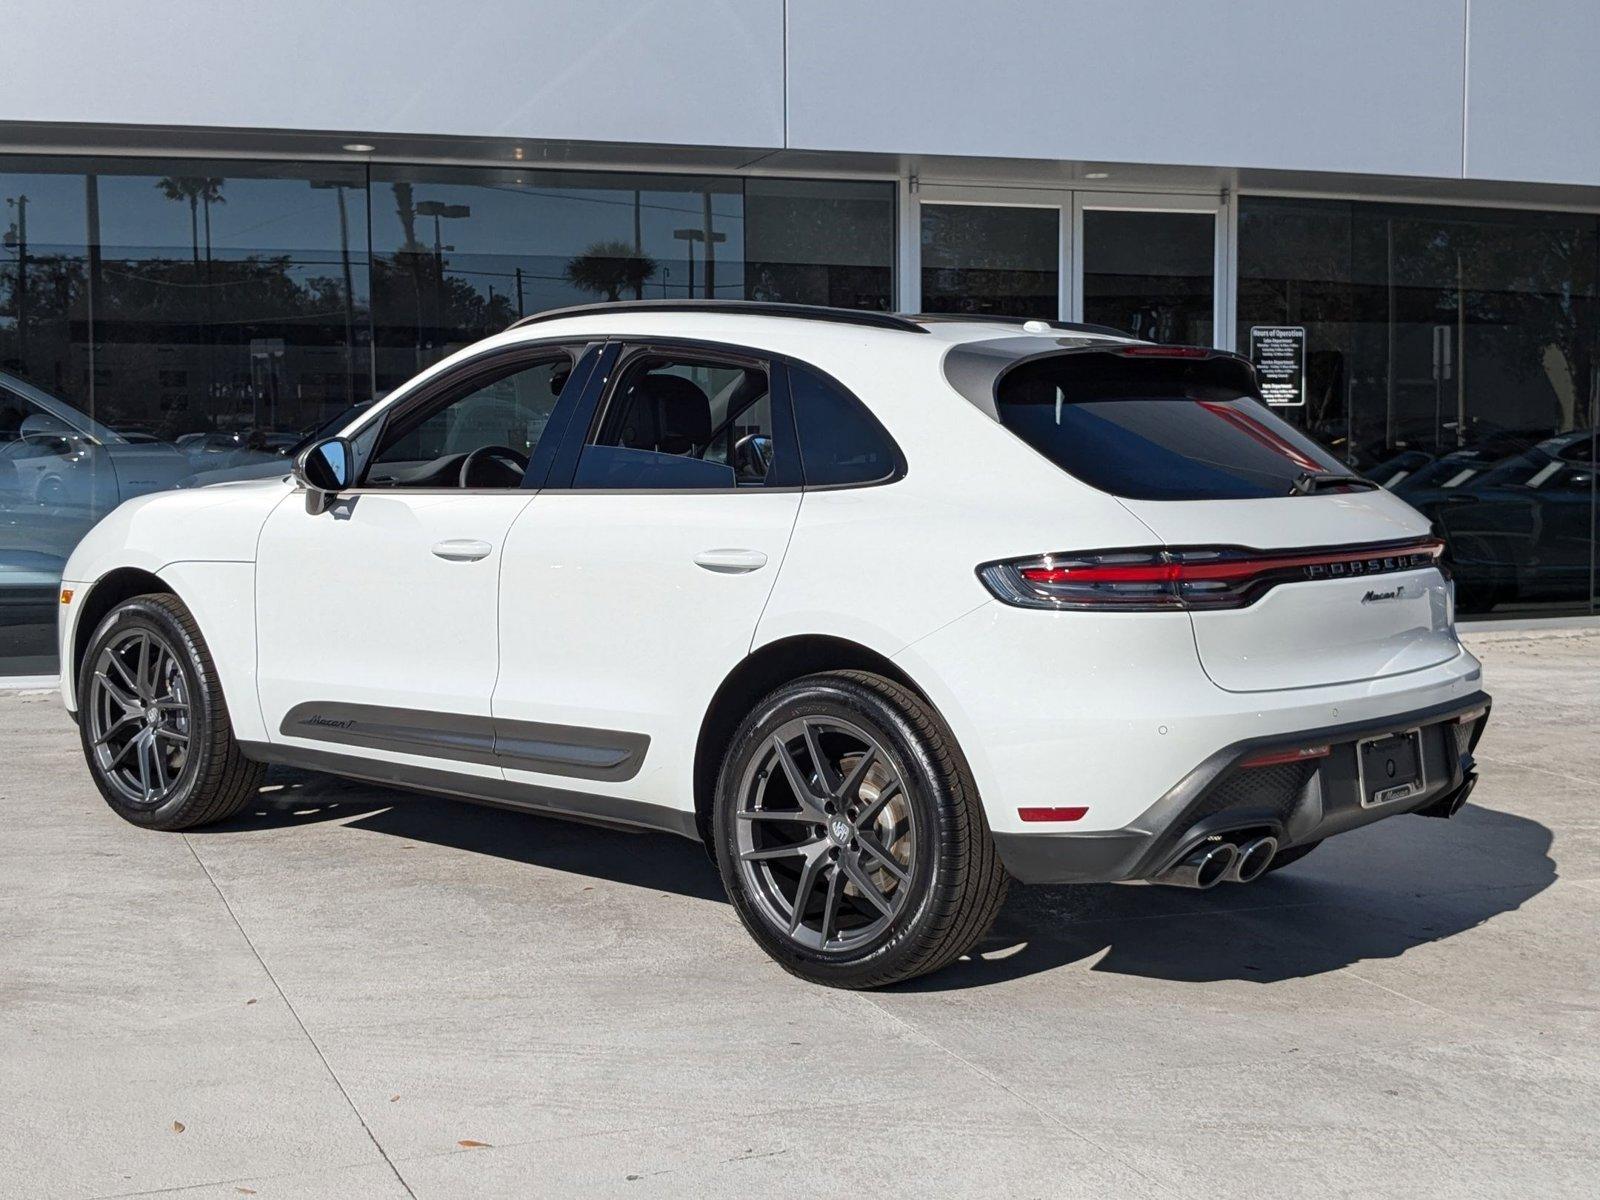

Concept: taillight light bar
[[977, 537, 1446, 612]]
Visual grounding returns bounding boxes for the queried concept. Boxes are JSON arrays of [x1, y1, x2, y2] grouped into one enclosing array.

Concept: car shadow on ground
[[199, 765, 729, 903], [899, 802, 1556, 992], [203, 769, 1556, 991]]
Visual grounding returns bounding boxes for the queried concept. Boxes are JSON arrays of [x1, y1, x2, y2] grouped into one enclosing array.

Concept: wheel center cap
[[828, 817, 853, 846], [145, 707, 160, 727]]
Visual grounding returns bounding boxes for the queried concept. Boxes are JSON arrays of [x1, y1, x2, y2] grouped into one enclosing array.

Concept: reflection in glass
[[745, 178, 893, 310], [1082, 209, 1214, 344], [1238, 197, 1599, 616], [920, 204, 1058, 317], [367, 167, 896, 391], [1, 159, 373, 671], [0, 158, 894, 672]]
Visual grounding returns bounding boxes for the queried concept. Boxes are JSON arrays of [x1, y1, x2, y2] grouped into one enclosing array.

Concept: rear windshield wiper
[[1289, 471, 1380, 496]]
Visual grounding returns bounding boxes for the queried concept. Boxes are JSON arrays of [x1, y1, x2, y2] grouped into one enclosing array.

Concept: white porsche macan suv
[[58, 302, 1490, 988]]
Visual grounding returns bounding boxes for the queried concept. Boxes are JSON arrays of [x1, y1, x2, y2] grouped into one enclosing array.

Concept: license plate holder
[[1358, 728, 1426, 808]]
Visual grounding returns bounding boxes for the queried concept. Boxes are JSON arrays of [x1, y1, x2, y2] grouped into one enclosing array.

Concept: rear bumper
[[994, 691, 1491, 885]]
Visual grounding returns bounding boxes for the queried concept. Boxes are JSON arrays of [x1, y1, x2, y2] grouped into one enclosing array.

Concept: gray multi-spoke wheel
[[734, 715, 916, 954], [714, 670, 1008, 989], [77, 593, 265, 830], [88, 628, 193, 808]]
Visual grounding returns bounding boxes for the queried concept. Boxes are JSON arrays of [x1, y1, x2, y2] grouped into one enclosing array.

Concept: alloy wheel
[[87, 629, 192, 808], [734, 716, 916, 953]]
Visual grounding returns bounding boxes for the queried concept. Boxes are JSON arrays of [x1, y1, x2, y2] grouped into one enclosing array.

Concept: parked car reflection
[[0, 371, 192, 523], [1392, 429, 1596, 612], [174, 399, 376, 488]]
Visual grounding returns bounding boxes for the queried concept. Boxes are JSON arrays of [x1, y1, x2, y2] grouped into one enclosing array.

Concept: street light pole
[[310, 180, 360, 407], [674, 223, 727, 299], [4, 194, 28, 363], [415, 201, 471, 341]]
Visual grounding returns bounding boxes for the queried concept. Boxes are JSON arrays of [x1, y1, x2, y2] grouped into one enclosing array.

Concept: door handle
[[694, 548, 769, 574], [432, 538, 494, 562]]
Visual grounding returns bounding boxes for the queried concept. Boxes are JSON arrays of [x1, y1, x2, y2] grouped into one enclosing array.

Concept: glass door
[[1072, 192, 1226, 345], [907, 185, 1230, 345], [912, 186, 1069, 319]]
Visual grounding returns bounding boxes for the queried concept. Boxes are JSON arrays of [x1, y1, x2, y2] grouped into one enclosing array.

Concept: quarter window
[[788, 363, 900, 486]]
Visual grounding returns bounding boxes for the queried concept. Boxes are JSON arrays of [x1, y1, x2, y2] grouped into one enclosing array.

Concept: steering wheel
[[458, 444, 529, 488], [732, 432, 773, 480]]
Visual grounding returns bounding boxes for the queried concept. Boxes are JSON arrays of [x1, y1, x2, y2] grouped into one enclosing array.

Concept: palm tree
[[564, 240, 657, 302], [155, 176, 226, 266]]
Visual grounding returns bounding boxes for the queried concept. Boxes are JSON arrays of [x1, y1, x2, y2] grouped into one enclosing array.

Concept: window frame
[[339, 338, 596, 494]]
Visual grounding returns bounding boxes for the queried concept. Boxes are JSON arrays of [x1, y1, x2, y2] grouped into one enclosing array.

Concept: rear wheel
[[78, 593, 265, 831], [713, 671, 1007, 989]]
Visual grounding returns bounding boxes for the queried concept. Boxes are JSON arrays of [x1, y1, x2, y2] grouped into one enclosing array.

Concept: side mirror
[[293, 436, 353, 514]]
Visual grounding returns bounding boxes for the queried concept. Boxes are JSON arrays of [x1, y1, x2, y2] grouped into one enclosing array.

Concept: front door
[[255, 344, 585, 774], [492, 341, 803, 819]]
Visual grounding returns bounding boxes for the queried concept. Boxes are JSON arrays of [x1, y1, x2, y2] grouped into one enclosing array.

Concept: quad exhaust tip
[[1224, 835, 1278, 884], [1155, 835, 1278, 889], [1155, 841, 1238, 890]]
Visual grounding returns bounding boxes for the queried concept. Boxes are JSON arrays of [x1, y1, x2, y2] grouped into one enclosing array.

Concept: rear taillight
[[977, 537, 1446, 612], [1115, 345, 1212, 358]]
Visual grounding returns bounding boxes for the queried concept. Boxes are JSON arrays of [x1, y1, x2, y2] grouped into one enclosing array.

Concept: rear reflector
[[1018, 806, 1089, 823], [978, 537, 1446, 612], [1239, 745, 1331, 769]]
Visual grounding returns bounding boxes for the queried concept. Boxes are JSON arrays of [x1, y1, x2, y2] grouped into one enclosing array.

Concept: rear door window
[[994, 352, 1350, 500]]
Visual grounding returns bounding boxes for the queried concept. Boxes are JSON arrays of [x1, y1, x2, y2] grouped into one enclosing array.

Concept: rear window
[[994, 352, 1350, 501]]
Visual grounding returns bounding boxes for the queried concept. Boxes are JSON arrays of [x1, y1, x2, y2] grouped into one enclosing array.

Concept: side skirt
[[237, 740, 700, 841]]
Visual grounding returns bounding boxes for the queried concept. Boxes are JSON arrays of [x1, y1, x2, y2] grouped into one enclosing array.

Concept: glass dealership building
[[3, 1, 1598, 674]]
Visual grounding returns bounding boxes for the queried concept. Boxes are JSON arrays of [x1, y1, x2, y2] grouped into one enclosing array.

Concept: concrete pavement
[[2, 628, 1596, 1198]]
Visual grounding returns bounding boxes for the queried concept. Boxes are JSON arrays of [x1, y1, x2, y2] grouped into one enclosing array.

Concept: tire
[[713, 670, 1008, 989], [1264, 839, 1321, 873], [77, 592, 265, 831]]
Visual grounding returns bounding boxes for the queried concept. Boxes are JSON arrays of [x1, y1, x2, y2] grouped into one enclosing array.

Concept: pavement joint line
[[850, 992, 1184, 1197], [179, 833, 418, 1200]]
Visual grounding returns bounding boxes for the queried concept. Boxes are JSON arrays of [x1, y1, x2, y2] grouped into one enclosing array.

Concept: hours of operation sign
[[1249, 325, 1306, 407]]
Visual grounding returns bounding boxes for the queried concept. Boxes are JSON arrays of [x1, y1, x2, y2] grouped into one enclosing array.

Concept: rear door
[[992, 348, 1459, 692], [492, 341, 802, 815]]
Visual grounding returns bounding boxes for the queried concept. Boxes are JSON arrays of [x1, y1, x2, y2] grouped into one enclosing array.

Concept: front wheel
[[713, 671, 1007, 989], [78, 593, 265, 830]]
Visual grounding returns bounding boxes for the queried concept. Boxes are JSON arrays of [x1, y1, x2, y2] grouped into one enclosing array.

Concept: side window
[[366, 354, 573, 488], [576, 350, 784, 490], [788, 363, 900, 486]]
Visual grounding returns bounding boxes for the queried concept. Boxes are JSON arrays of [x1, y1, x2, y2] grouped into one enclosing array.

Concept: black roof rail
[[508, 299, 928, 334], [908, 313, 1130, 339]]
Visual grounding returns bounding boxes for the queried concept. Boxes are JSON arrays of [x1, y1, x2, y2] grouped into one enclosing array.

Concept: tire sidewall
[[713, 674, 965, 986], [77, 596, 221, 828]]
